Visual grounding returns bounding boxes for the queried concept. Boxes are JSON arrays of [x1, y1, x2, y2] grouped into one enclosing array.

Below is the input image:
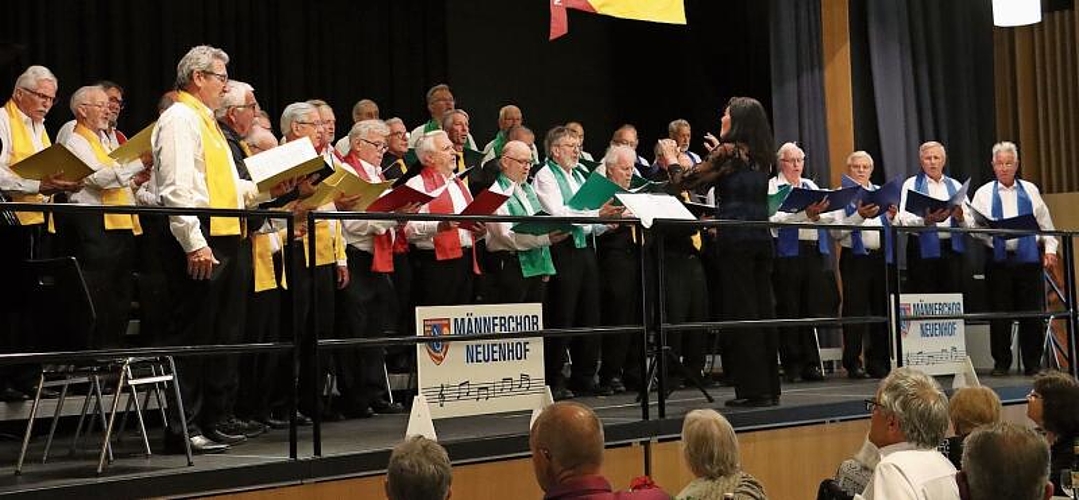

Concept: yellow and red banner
[[549, 0, 687, 40]]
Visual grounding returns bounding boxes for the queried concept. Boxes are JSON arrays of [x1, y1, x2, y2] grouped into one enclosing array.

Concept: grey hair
[[14, 65, 57, 93], [244, 126, 278, 153], [214, 80, 253, 120], [507, 125, 533, 142], [681, 409, 740, 480], [69, 85, 105, 115], [846, 150, 875, 168], [919, 141, 946, 158], [877, 367, 950, 448], [280, 102, 319, 137], [416, 130, 449, 162], [544, 126, 575, 158], [175, 45, 229, 89], [440, 109, 469, 131], [385, 117, 405, 129], [991, 141, 1019, 161], [425, 84, 451, 104], [668, 118, 691, 136], [962, 422, 1049, 500], [386, 436, 452, 500], [349, 119, 390, 144], [603, 144, 636, 168], [498, 104, 521, 120], [776, 141, 804, 160], [351, 99, 378, 121]]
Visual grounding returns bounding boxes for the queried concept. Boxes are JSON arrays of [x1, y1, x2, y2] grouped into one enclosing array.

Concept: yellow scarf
[[174, 91, 241, 236], [73, 123, 142, 234], [252, 232, 278, 292], [301, 218, 346, 268], [5, 100, 49, 225]]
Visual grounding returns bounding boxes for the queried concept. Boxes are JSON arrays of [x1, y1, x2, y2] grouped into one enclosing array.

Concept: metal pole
[[1063, 236, 1078, 378], [307, 211, 322, 457], [286, 215, 298, 461]]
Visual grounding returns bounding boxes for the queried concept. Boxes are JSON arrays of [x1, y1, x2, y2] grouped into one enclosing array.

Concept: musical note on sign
[[421, 374, 548, 408]]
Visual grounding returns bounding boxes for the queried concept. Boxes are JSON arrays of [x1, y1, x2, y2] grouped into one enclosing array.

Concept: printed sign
[[897, 293, 966, 376], [415, 303, 545, 419]]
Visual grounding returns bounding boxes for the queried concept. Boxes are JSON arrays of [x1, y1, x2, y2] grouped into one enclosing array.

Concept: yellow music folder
[[108, 122, 155, 163], [301, 167, 393, 210], [244, 137, 326, 192], [11, 143, 94, 182]]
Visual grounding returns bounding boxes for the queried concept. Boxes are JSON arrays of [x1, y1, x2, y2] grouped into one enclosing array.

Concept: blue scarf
[[992, 180, 1039, 263], [844, 180, 895, 265], [777, 179, 831, 258], [914, 172, 965, 258]]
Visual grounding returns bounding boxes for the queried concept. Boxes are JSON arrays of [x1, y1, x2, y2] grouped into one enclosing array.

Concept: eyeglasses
[[296, 120, 325, 128], [389, 131, 408, 139], [864, 399, 883, 412], [108, 97, 125, 110], [503, 155, 532, 166], [556, 143, 580, 150], [80, 102, 109, 111], [19, 87, 55, 104], [200, 70, 229, 83], [231, 103, 260, 111], [360, 137, 389, 152]]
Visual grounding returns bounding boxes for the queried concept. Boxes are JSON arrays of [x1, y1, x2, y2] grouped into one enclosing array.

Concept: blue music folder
[[778, 184, 862, 213], [903, 178, 971, 215], [968, 204, 1040, 238]]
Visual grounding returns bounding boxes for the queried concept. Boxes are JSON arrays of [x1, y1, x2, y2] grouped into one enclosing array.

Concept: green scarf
[[497, 175, 556, 277], [423, 118, 440, 133], [491, 130, 508, 158], [545, 159, 588, 248]]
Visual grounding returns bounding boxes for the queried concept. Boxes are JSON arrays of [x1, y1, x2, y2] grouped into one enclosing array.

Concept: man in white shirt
[[958, 422, 1053, 500], [404, 130, 485, 306], [858, 367, 959, 500], [408, 84, 477, 151], [768, 142, 838, 383], [896, 141, 969, 293], [968, 141, 1058, 376], [59, 85, 148, 349], [533, 126, 621, 399]]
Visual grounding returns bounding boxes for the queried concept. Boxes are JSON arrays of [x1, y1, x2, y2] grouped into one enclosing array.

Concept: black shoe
[[205, 426, 247, 445], [551, 386, 575, 400], [802, 367, 825, 382], [164, 434, 229, 455], [371, 400, 406, 415], [0, 387, 28, 402], [215, 416, 265, 438], [725, 396, 779, 408], [847, 368, 870, 379], [257, 415, 290, 430], [237, 418, 268, 438]]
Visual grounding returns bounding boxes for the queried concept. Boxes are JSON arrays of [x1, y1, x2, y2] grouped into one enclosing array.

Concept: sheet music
[[421, 373, 545, 408]]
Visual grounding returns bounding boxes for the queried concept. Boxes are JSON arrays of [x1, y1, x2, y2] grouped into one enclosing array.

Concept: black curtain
[[849, 0, 996, 185], [3, 0, 772, 162], [769, 0, 830, 184]]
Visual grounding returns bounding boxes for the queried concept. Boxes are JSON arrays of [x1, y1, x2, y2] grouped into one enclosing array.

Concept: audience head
[[775, 142, 805, 184], [602, 144, 636, 188], [416, 130, 454, 173], [846, 151, 875, 186], [440, 109, 470, 149], [1028, 371, 1079, 438], [69, 85, 109, 132], [307, 99, 336, 145], [868, 367, 949, 449], [681, 409, 740, 480], [668, 119, 692, 152], [719, 96, 776, 170], [498, 105, 523, 132], [385, 436, 452, 500], [216, 80, 258, 136], [499, 140, 533, 183], [610, 124, 640, 151], [244, 125, 278, 155], [348, 119, 390, 166], [175, 45, 230, 110], [545, 126, 581, 169], [959, 422, 1052, 500], [158, 90, 179, 115], [352, 98, 379, 123], [426, 84, 456, 120], [281, 102, 324, 149], [11, 65, 58, 123], [96, 80, 124, 128], [991, 141, 1020, 187], [385, 117, 409, 156], [530, 402, 605, 492], [918, 141, 947, 180], [948, 387, 1001, 437]]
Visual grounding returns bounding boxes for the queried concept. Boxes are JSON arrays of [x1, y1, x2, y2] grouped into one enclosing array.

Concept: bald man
[[530, 402, 669, 499]]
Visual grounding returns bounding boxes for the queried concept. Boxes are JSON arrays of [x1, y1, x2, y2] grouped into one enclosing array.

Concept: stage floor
[[0, 371, 1035, 499]]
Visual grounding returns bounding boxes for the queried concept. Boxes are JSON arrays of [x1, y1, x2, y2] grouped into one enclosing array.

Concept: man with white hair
[[379, 117, 411, 180], [668, 119, 701, 164], [307, 99, 339, 162], [56, 80, 129, 148], [858, 367, 959, 499], [153, 45, 291, 454], [768, 141, 838, 383], [480, 104, 523, 163], [59, 85, 149, 349], [0, 65, 81, 402]]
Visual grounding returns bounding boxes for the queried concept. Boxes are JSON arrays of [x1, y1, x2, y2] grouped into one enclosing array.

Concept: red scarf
[[344, 153, 395, 273], [420, 167, 479, 274]]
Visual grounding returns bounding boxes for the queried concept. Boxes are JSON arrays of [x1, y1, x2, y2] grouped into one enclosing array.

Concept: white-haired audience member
[[385, 436, 452, 500], [677, 409, 766, 500], [958, 422, 1052, 500]]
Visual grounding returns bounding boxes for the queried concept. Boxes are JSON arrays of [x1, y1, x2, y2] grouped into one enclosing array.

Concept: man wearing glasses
[[0, 65, 82, 402], [56, 80, 129, 148], [408, 84, 477, 151], [856, 368, 958, 499]]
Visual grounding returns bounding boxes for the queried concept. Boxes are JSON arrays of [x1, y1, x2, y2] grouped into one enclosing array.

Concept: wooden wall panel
[[821, 0, 854, 187]]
